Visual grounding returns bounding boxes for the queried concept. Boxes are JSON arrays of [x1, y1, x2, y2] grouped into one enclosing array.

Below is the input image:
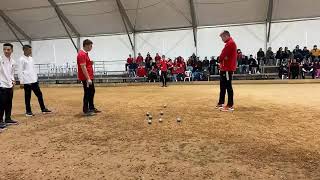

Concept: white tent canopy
[[1, 0, 320, 42]]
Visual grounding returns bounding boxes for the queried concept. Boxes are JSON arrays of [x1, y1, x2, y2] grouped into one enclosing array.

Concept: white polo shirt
[[18, 55, 38, 84], [0, 56, 15, 88]]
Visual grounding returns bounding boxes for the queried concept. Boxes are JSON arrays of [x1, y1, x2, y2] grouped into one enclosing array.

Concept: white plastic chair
[[184, 71, 192, 82]]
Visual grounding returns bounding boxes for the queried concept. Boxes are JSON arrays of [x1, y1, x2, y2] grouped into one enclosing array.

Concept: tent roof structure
[[1, 0, 320, 42]]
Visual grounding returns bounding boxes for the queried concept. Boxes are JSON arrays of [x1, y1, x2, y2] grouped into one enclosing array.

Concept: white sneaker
[[220, 106, 234, 112], [215, 104, 224, 109]]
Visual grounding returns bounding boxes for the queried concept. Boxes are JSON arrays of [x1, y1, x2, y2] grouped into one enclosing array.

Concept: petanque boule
[[177, 117, 181, 123]]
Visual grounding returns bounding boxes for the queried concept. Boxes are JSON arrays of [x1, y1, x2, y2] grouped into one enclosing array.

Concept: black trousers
[[0, 87, 13, 121], [218, 71, 234, 107], [291, 71, 299, 79], [81, 80, 95, 113], [24, 82, 46, 113], [161, 71, 167, 86]]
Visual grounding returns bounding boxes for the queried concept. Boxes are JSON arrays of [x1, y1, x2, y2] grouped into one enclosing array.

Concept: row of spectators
[[125, 44, 320, 81], [279, 59, 320, 79]]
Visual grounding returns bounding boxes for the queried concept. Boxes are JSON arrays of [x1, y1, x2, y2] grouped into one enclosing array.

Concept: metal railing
[[14, 60, 127, 79]]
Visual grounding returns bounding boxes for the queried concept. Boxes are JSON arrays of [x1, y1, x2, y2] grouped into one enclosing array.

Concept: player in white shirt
[[18, 45, 51, 117], [0, 43, 19, 129]]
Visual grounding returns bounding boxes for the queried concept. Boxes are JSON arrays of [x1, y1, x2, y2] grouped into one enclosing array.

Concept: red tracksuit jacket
[[219, 37, 237, 72]]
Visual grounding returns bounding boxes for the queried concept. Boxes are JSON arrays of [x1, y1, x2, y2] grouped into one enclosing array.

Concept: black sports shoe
[[42, 108, 52, 114], [26, 112, 35, 117], [91, 108, 102, 113], [0, 122, 6, 129], [5, 119, 18, 125]]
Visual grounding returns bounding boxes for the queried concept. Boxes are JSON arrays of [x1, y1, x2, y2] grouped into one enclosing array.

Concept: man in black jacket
[[266, 47, 275, 65], [301, 61, 315, 79], [302, 46, 310, 59], [290, 59, 300, 79], [283, 47, 291, 60], [257, 48, 265, 66], [275, 47, 284, 66]]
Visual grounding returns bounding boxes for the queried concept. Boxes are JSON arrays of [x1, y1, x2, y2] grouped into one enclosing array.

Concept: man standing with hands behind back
[[19, 45, 52, 117], [0, 43, 19, 130], [77, 39, 101, 116], [216, 31, 237, 112]]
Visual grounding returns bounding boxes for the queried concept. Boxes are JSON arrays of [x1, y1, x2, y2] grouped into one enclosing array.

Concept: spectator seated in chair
[[266, 47, 275, 65], [136, 53, 144, 65], [302, 46, 310, 59], [148, 66, 158, 82], [311, 45, 320, 62], [279, 62, 288, 80], [136, 64, 147, 78], [145, 53, 153, 71], [128, 60, 138, 77], [126, 54, 134, 71], [275, 47, 284, 66], [209, 56, 218, 75], [289, 59, 300, 79], [315, 61, 320, 78], [301, 61, 315, 79], [283, 47, 291, 61]]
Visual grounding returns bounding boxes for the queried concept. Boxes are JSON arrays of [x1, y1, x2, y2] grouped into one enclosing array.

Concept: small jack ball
[[159, 118, 163, 122], [146, 112, 150, 117], [160, 111, 164, 116], [177, 117, 181, 122], [148, 119, 152, 124]]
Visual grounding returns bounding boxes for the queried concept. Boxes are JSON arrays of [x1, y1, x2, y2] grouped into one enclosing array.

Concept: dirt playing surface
[[0, 83, 320, 180]]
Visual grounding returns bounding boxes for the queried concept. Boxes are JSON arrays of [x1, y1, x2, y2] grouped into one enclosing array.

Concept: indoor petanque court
[[0, 81, 320, 179], [1, 0, 320, 179]]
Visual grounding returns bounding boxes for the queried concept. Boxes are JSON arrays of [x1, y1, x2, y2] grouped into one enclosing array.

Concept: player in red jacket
[[160, 55, 168, 87], [216, 31, 237, 112]]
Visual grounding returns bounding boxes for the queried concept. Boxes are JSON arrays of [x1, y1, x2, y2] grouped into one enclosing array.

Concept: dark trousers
[[24, 82, 46, 113], [291, 71, 299, 79], [0, 88, 13, 121], [218, 71, 234, 107], [161, 71, 167, 86], [81, 80, 95, 113]]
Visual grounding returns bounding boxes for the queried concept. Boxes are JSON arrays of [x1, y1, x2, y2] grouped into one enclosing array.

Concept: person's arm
[[11, 60, 16, 86], [219, 44, 229, 63], [18, 58, 24, 85], [80, 64, 92, 86]]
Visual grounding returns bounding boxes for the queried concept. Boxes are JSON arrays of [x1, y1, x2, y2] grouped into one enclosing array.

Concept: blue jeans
[[172, 74, 177, 82]]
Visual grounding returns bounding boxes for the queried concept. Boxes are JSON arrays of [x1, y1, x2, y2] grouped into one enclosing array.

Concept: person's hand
[[87, 79, 92, 87], [12, 80, 16, 86]]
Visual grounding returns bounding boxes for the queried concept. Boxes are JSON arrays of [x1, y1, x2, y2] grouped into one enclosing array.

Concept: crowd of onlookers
[[272, 45, 320, 79], [125, 44, 320, 81], [125, 53, 216, 82]]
